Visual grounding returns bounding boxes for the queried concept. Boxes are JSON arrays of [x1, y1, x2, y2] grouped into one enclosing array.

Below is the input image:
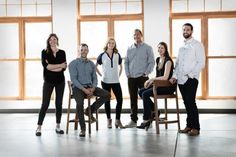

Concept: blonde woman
[[96, 38, 124, 129]]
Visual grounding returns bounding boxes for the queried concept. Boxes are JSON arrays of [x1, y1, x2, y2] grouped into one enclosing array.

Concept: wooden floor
[[0, 112, 236, 157]]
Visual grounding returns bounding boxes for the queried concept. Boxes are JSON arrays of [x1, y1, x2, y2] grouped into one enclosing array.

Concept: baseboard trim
[[0, 108, 236, 114]]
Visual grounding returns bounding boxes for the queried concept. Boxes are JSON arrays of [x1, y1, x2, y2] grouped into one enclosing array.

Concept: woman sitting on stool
[[137, 42, 176, 130]]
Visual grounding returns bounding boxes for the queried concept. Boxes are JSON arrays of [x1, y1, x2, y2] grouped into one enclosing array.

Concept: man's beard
[[183, 33, 191, 39]]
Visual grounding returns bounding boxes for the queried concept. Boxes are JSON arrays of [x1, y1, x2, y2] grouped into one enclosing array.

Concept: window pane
[[37, 0, 51, 3], [22, 0, 36, 4], [0, 61, 19, 97], [208, 18, 236, 56], [114, 20, 142, 57], [25, 61, 43, 97], [111, 0, 125, 1], [7, 5, 21, 16], [172, 0, 187, 13], [25, 22, 52, 58], [209, 59, 236, 96], [37, 4, 51, 16], [222, 0, 236, 11], [22, 5, 36, 16], [189, 0, 204, 12], [205, 0, 220, 11], [96, 2, 110, 15], [0, 0, 6, 4], [127, 2, 142, 14], [96, 0, 109, 2], [80, 21, 108, 58], [0, 23, 19, 59], [114, 20, 142, 97], [80, 3, 94, 15], [111, 2, 125, 14], [0, 5, 6, 16], [80, 0, 94, 2], [7, 0, 20, 4], [172, 19, 201, 57]]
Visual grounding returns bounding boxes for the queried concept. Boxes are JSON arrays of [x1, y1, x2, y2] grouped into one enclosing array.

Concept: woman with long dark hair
[[36, 33, 67, 136], [137, 42, 175, 130]]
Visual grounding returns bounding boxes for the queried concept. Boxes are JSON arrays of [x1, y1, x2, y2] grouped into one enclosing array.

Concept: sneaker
[[79, 130, 86, 137], [124, 120, 137, 128], [35, 129, 41, 136], [55, 128, 64, 134]]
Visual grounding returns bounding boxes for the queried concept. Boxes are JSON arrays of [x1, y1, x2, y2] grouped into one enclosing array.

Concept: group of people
[[35, 23, 205, 138]]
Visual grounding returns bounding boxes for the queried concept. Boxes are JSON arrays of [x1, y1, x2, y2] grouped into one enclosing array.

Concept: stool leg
[[164, 98, 168, 129], [66, 97, 71, 134], [154, 96, 160, 134], [176, 96, 180, 131], [96, 110, 99, 131], [88, 98, 91, 135]]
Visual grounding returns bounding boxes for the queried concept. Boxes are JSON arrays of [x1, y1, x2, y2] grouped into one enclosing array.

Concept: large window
[[170, 0, 236, 99], [0, 0, 52, 100], [0, 0, 52, 17], [78, 0, 143, 98], [208, 18, 236, 97], [171, 0, 236, 13], [80, 0, 142, 15]]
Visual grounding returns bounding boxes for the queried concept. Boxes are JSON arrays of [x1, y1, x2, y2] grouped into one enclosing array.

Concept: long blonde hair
[[103, 38, 118, 53]]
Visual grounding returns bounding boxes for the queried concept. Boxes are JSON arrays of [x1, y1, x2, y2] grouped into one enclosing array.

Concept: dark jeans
[[37, 81, 65, 125], [178, 78, 200, 130], [128, 76, 148, 122], [101, 81, 123, 120], [139, 86, 175, 120], [72, 87, 111, 130]]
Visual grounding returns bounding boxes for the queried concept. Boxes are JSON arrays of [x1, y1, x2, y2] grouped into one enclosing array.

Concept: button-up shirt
[[173, 38, 205, 85], [69, 58, 97, 89], [124, 42, 155, 78]]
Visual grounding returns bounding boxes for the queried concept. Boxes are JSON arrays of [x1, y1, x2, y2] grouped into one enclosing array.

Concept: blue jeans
[[139, 86, 175, 120]]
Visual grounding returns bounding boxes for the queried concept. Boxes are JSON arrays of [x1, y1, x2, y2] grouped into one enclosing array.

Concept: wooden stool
[[152, 80, 180, 134], [66, 81, 99, 134]]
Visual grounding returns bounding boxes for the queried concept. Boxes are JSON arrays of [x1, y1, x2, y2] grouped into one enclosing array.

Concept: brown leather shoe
[[188, 129, 200, 136], [84, 108, 97, 123], [179, 127, 192, 133]]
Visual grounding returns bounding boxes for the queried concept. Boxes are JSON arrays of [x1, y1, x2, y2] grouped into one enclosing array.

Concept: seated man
[[69, 43, 111, 137]]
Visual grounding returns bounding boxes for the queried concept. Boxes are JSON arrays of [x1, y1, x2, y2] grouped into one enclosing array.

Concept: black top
[[41, 49, 66, 84], [156, 57, 174, 79]]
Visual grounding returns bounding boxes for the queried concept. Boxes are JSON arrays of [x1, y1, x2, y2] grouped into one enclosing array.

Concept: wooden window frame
[[170, 0, 236, 100]]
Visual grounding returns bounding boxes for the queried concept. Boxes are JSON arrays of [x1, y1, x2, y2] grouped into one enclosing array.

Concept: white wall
[[52, 0, 78, 63], [52, 0, 78, 82], [144, 0, 170, 77], [144, 0, 170, 54]]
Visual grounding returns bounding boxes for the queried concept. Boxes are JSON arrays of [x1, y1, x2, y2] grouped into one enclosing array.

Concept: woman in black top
[[137, 42, 175, 130], [36, 33, 67, 136]]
